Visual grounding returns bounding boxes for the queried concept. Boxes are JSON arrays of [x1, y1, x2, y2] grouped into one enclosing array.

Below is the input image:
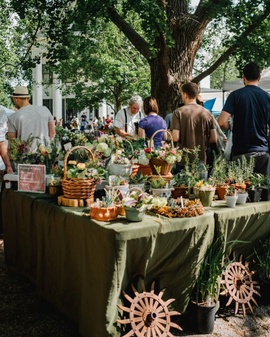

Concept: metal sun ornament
[[117, 281, 182, 337], [220, 255, 260, 317]]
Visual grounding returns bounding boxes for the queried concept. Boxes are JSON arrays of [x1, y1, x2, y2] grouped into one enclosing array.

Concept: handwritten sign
[[18, 164, 46, 193]]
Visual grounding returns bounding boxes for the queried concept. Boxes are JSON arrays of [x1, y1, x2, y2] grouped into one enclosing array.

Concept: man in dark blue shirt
[[218, 62, 270, 175]]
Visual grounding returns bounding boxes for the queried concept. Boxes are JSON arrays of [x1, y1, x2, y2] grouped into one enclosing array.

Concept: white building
[[31, 44, 113, 124]]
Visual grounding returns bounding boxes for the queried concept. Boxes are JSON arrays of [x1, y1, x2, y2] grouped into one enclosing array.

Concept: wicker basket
[[61, 146, 97, 201], [149, 130, 174, 175]]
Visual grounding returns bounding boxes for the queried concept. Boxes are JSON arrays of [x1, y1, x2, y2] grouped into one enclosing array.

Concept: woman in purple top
[[138, 97, 166, 148]]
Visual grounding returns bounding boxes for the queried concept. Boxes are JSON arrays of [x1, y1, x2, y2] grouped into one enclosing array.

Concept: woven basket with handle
[[149, 129, 174, 175], [61, 146, 97, 201]]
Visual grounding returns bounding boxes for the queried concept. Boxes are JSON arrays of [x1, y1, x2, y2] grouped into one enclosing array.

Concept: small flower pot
[[199, 189, 215, 207], [216, 185, 228, 200], [124, 207, 146, 222], [261, 188, 270, 201], [137, 164, 152, 176], [225, 195, 238, 208], [108, 163, 132, 177], [48, 185, 63, 198], [90, 206, 118, 222], [236, 192, 248, 204], [151, 187, 174, 198], [247, 188, 262, 202]]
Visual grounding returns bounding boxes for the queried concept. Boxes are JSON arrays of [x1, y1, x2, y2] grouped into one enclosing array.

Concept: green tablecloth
[[211, 200, 270, 256], [2, 189, 215, 337]]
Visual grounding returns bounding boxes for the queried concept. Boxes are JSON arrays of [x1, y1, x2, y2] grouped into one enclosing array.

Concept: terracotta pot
[[130, 164, 140, 178], [215, 185, 228, 200], [137, 164, 152, 176], [90, 206, 118, 222]]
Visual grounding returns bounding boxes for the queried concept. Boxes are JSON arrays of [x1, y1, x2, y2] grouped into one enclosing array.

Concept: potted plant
[[254, 238, 270, 304], [89, 188, 120, 221], [193, 180, 216, 207], [107, 138, 134, 177], [211, 155, 228, 200], [236, 188, 249, 204], [170, 171, 191, 199], [247, 173, 263, 202], [128, 171, 148, 191], [225, 186, 238, 207], [105, 175, 129, 198], [149, 173, 174, 198], [121, 188, 155, 222], [260, 175, 270, 201], [194, 238, 232, 334], [48, 177, 63, 198]]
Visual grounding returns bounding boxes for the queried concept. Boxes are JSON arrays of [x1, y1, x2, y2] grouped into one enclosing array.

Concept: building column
[[32, 55, 43, 106], [53, 78, 62, 122]]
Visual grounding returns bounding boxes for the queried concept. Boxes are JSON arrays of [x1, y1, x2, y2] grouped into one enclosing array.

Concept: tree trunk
[[149, 1, 208, 118]]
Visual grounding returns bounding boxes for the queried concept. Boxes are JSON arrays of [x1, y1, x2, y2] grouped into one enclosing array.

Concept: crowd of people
[[0, 61, 269, 178]]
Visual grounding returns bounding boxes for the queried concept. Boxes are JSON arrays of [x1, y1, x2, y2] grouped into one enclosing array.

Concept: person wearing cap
[[8, 86, 55, 152], [113, 95, 144, 138]]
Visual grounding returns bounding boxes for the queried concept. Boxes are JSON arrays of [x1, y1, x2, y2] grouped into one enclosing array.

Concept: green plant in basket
[[66, 160, 106, 182]]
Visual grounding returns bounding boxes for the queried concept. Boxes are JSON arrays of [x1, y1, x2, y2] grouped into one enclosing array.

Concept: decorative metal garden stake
[[220, 255, 260, 316], [117, 281, 182, 336]]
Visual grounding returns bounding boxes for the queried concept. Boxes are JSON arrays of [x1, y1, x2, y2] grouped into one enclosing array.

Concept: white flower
[[166, 155, 176, 164], [97, 142, 109, 153], [138, 152, 150, 165]]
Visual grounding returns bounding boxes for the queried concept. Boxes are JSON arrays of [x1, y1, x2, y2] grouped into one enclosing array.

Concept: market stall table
[[2, 189, 215, 337], [210, 200, 270, 256]]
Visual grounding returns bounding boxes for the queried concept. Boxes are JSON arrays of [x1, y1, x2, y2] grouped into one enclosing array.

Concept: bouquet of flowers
[[8, 135, 38, 164], [145, 143, 183, 164]]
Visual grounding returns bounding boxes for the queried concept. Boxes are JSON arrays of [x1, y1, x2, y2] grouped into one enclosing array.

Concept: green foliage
[[196, 238, 236, 305], [254, 238, 270, 281], [211, 154, 228, 186], [228, 156, 255, 184], [8, 0, 270, 114], [129, 171, 148, 184]]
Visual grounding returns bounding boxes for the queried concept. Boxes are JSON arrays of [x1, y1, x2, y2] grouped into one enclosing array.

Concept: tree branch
[[107, 6, 151, 61], [192, 7, 270, 84]]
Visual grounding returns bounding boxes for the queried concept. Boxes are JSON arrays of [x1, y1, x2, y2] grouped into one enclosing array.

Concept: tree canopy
[[8, 0, 270, 115]]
